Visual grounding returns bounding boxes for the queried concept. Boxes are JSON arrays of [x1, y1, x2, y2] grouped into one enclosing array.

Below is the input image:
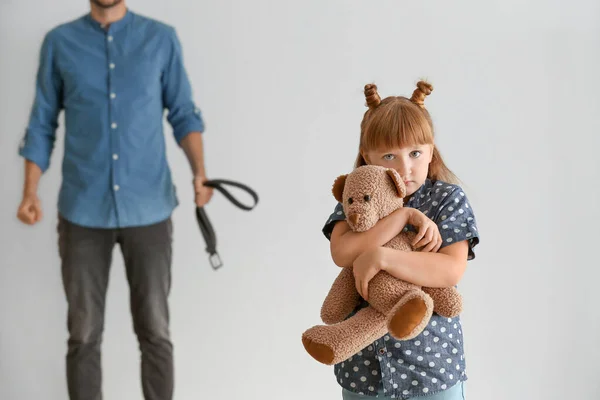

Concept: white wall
[[1, 0, 599, 399]]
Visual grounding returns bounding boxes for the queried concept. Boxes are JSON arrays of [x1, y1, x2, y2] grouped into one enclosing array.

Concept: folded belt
[[195, 179, 259, 270]]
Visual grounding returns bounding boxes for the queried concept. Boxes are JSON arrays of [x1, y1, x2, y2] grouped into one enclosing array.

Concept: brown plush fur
[[302, 165, 463, 365]]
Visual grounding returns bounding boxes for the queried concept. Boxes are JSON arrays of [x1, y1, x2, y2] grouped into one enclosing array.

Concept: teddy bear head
[[332, 165, 407, 232]]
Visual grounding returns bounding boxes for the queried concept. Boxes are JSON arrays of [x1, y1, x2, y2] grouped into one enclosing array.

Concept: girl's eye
[[348, 198, 353, 204], [410, 150, 422, 158], [383, 154, 395, 161], [364, 195, 371, 202]]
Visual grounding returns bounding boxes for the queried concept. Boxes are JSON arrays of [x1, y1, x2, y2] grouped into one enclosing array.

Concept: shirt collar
[[405, 179, 433, 209], [84, 8, 133, 34]]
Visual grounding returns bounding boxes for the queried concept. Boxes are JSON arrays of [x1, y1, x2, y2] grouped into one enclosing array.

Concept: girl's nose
[[397, 159, 412, 177]]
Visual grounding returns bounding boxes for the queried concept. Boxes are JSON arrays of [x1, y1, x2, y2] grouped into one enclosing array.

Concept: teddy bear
[[302, 165, 463, 366]]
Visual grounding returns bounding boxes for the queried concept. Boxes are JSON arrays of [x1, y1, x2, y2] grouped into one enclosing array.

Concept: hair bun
[[364, 83, 381, 109], [410, 80, 433, 108]]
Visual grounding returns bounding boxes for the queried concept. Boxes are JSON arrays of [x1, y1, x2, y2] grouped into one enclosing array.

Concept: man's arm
[[180, 131, 207, 179], [19, 31, 62, 173], [17, 31, 63, 224], [17, 160, 44, 224], [22, 160, 43, 197], [161, 27, 205, 147], [161, 27, 211, 205]]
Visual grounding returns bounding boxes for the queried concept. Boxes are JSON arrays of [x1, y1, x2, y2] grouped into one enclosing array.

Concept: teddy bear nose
[[348, 213, 360, 225]]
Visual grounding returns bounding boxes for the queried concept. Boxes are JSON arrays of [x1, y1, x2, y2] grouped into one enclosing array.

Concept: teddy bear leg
[[421, 287, 463, 318], [320, 266, 361, 325], [386, 290, 434, 340], [302, 306, 388, 365]]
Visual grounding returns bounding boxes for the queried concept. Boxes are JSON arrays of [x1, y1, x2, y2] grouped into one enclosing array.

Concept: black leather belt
[[195, 179, 259, 270]]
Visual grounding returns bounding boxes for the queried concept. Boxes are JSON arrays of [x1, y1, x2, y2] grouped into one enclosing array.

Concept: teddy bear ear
[[386, 169, 406, 198], [332, 174, 348, 203]]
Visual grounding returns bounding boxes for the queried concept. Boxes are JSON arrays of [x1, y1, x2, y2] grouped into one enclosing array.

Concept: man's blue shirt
[[19, 10, 204, 228]]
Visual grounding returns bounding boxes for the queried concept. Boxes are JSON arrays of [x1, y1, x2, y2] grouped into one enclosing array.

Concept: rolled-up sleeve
[[433, 187, 480, 260], [19, 31, 63, 173], [161, 27, 205, 144]]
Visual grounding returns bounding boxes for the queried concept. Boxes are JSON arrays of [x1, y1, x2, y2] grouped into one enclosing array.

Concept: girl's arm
[[351, 185, 478, 293], [379, 240, 469, 287], [329, 208, 411, 268], [378, 185, 478, 287]]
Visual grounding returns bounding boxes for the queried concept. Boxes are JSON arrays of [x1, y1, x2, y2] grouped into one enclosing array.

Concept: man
[[16, 1, 212, 399]]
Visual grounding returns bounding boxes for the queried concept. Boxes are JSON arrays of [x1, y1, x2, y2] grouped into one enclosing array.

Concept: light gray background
[[1, 0, 599, 399]]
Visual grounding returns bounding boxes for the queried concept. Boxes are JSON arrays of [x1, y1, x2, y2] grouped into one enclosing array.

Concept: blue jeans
[[342, 381, 465, 400]]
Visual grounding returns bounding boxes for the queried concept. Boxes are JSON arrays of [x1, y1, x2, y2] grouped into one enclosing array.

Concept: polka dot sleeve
[[322, 203, 346, 241], [433, 187, 480, 260]]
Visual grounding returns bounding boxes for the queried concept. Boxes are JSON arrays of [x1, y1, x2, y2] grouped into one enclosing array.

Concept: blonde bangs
[[361, 97, 434, 153]]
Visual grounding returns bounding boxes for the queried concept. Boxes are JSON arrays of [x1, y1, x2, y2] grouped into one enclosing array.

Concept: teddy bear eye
[[348, 198, 354, 204], [364, 195, 371, 202]]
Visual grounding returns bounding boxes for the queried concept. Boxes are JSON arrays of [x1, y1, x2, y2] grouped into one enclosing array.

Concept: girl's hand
[[406, 208, 442, 253], [353, 247, 385, 301]]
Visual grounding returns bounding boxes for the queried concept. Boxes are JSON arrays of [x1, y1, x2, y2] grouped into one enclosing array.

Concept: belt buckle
[[209, 252, 223, 270]]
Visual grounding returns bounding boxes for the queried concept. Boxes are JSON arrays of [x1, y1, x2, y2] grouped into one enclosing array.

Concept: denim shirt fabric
[[322, 179, 480, 399], [18, 10, 204, 228]]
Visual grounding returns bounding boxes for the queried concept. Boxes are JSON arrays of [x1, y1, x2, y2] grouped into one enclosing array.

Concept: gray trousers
[[57, 216, 174, 400]]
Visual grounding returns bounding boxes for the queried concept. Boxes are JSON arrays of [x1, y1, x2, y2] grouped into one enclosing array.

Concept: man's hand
[[193, 177, 214, 207], [17, 193, 43, 225]]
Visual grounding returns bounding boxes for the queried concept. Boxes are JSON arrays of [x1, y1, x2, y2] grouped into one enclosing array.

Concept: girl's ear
[[332, 174, 348, 203]]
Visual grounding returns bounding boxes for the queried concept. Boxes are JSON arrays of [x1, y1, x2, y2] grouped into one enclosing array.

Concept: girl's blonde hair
[[354, 81, 459, 184]]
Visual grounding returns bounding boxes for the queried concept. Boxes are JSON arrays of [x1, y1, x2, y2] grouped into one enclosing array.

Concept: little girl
[[322, 81, 480, 399]]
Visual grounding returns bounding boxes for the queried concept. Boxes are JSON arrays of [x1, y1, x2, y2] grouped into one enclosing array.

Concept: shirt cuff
[[173, 109, 205, 144], [18, 134, 52, 172]]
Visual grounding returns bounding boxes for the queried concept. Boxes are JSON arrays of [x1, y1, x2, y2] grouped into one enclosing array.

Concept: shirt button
[[111, 122, 117, 129], [379, 349, 386, 355], [110, 93, 116, 99], [112, 154, 119, 160], [107, 35, 113, 42], [113, 185, 120, 191], [109, 63, 115, 69]]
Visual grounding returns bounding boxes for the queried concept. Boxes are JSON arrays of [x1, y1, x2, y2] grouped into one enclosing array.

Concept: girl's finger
[[413, 229, 428, 248], [414, 228, 433, 249], [412, 228, 426, 246], [362, 279, 369, 301], [355, 279, 362, 299], [422, 239, 437, 253], [434, 238, 443, 253]]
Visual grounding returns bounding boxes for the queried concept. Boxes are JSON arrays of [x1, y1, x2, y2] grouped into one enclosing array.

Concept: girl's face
[[363, 143, 434, 198]]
